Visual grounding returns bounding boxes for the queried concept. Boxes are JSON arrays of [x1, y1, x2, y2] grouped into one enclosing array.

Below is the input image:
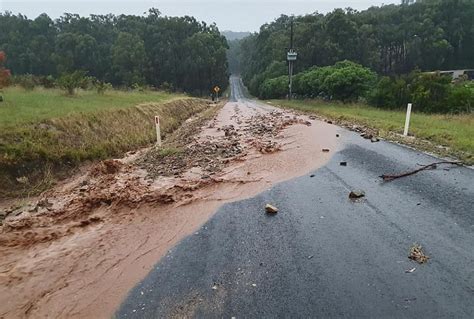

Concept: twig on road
[[380, 161, 463, 182]]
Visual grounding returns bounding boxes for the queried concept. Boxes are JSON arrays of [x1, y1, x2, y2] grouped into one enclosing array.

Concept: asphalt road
[[117, 77, 474, 318]]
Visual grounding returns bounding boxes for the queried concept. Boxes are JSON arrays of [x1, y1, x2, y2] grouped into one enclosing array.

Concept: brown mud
[[0, 99, 340, 318]]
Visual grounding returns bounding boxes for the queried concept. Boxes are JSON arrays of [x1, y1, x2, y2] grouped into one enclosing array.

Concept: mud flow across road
[[0, 82, 340, 318]]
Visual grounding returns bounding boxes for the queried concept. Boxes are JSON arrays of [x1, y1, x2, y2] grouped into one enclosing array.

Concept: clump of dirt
[[250, 139, 281, 154], [141, 136, 245, 178], [243, 111, 310, 137], [89, 159, 123, 176]]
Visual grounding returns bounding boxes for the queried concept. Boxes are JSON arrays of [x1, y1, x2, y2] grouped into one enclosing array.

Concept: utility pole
[[287, 17, 297, 100]]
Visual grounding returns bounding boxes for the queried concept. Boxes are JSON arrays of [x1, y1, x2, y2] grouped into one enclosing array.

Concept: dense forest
[[235, 0, 474, 111], [0, 9, 229, 95]]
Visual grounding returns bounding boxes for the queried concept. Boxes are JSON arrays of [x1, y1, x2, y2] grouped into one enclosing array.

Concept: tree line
[[235, 0, 474, 109], [0, 9, 229, 95]]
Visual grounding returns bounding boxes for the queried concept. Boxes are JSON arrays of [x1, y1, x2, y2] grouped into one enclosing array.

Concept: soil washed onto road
[[0, 77, 340, 318]]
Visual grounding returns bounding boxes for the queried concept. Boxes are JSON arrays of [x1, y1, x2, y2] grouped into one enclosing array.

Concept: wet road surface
[[117, 76, 474, 318]]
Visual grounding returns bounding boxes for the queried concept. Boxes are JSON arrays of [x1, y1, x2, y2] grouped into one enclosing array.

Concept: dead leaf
[[409, 244, 430, 264]]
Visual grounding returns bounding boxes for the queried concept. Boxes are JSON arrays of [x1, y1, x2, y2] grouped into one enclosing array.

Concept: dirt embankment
[[0, 99, 340, 318], [0, 98, 211, 198]]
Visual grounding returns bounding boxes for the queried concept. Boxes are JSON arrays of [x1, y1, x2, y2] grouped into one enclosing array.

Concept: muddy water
[[0, 98, 341, 319]]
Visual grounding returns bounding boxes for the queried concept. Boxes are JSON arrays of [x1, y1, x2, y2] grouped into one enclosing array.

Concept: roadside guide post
[[214, 86, 220, 102], [404, 103, 413, 136], [155, 116, 162, 146]]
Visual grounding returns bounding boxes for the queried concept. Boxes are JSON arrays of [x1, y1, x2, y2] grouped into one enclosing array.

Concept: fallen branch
[[380, 161, 463, 182]]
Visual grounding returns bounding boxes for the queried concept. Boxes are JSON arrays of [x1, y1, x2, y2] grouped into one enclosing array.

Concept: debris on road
[[265, 204, 279, 214], [90, 159, 123, 176], [340, 162, 347, 166], [361, 132, 373, 139], [308, 255, 314, 259], [380, 161, 462, 182], [310, 174, 315, 178], [349, 191, 365, 199], [336, 134, 340, 138], [405, 267, 417, 273], [371, 137, 380, 143], [322, 149, 330, 153], [252, 140, 281, 154], [409, 244, 430, 264]]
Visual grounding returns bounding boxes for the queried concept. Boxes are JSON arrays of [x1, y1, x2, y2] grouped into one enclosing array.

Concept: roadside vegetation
[[0, 86, 209, 198], [238, 1, 474, 96], [234, 0, 474, 112], [258, 61, 473, 114], [274, 99, 473, 164], [0, 9, 229, 95]]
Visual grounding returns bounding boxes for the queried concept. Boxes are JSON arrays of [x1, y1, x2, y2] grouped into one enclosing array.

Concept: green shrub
[[57, 71, 88, 95], [248, 61, 287, 96], [368, 72, 473, 114], [293, 66, 333, 98], [132, 83, 147, 92], [14, 74, 37, 91], [13, 74, 57, 89], [322, 61, 377, 102], [160, 81, 174, 92], [447, 83, 474, 113], [410, 73, 452, 113], [368, 75, 413, 109], [39, 75, 56, 88], [94, 79, 113, 95], [259, 75, 288, 99], [274, 60, 376, 101]]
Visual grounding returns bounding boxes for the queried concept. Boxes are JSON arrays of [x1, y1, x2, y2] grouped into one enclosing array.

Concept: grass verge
[[0, 87, 211, 198], [272, 99, 473, 164], [0, 86, 184, 126]]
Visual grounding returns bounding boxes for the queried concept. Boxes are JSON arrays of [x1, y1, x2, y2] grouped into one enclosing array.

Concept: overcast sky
[[1, 0, 398, 31]]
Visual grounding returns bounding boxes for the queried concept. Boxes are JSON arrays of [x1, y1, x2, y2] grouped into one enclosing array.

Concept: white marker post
[[155, 116, 162, 146], [403, 103, 413, 137]]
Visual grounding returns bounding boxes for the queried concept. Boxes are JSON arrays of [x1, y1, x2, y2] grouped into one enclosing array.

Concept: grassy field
[[0, 87, 209, 197], [0, 86, 184, 126], [272, 99, 473, 164]]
